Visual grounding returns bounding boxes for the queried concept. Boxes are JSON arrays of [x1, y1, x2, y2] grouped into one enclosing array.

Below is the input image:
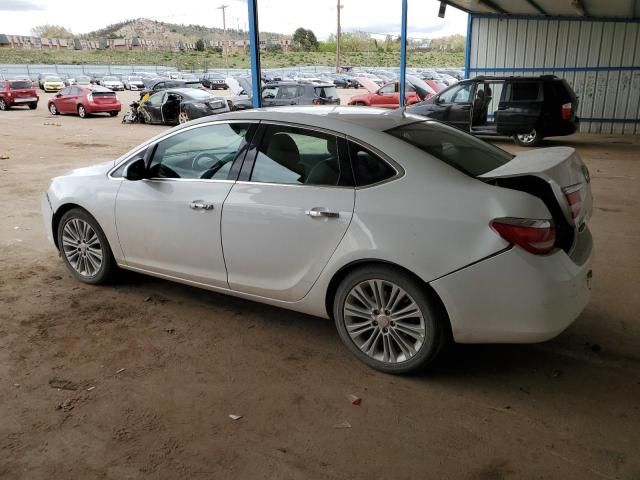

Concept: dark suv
[[200, 72, 228, 90], [408, 75, 579, 146]]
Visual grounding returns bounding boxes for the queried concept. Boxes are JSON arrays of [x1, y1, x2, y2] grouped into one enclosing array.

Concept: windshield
[[102, 76, 117, 81], [45, 76, 61, 82], [386, 121, 513, 177], [129, 76, 142, 82]]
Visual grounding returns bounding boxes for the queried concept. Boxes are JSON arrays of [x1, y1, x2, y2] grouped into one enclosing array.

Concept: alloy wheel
[[178, 111, 190, 124], [49, 103, 57, 115], [343, 279, 426, 364], [61, 218, 103, 277], [516, 129, 537, 144], [78, 105, 86, 118], [0, 99, 6, 110]]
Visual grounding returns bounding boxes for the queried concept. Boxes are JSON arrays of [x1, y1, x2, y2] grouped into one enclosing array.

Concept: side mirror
[[124, 158, 147, 181], [55, 93, 62, 98]]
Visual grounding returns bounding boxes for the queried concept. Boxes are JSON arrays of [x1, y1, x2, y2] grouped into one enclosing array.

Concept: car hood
[[60, 160, 115, 178], [355, 77, 380, 93]]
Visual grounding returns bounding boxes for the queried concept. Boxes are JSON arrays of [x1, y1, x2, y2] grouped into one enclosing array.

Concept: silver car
[[41, 107, 594, 373]]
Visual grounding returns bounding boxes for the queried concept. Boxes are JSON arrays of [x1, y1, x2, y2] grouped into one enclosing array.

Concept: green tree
[[292, 27, 319, 51], [31, 24, 74, 39], [195, 38, 205, 52]]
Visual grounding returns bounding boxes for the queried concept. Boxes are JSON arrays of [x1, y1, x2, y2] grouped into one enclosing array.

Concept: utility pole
[[336, 0, 343, 73], [218, 4, 229, 70]]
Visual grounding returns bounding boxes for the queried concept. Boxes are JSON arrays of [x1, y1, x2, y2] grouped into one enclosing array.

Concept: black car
[[200, 72, 228, 90], [407, 75, 579, 146], [228, 78, 340, 111], [331, 74, 358, 89], [138, 88, 229, 125], [139, 79, 201, 99]]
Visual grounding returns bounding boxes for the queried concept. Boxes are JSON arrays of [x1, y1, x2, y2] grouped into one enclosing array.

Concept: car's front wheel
[[109, 111, 118, 117], [57, 208, 117, 284], [29, 103, 37, 110], [513, 128, 542, 147], [48, 103, 58, 115], [0, 98, 8, 110], [333, 266, 446, 374], [77, 104, 87, 118]]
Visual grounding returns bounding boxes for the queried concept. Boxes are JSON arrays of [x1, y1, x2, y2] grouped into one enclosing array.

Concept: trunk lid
[[480, 146, 593, 229]]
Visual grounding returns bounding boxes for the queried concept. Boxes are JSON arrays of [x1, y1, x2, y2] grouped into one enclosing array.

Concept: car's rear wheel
[[77, 104, 87, 118], [109, 111, 118, 117], [57, 208, 117, 285], [513, 128, 542, 147], [0, 99, 8, 110], [28, 103, 37, 110], [333, 266, 446, 374], [48, 103, 58, 115], [178, 111, 190, 124], [353, 102, 366, 106]]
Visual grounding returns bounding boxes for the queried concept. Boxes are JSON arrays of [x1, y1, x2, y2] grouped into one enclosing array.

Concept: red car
[[47, 85, 121, 118], [348, 75, 436, 108], [0, 79, 39, 110]]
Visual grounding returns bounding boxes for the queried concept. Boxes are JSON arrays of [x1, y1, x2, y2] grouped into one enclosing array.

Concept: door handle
[[460, 105, 471, 110], [190, 200, 214, 210], [305, 207, 339, 218]]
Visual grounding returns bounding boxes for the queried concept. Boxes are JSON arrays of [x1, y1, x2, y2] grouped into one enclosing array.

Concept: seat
[[305, 139, 340, 186], [265, 133, 305, 180]]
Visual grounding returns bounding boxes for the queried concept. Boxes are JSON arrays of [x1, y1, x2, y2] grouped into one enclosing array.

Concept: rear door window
[[250, 125, 344, 187]]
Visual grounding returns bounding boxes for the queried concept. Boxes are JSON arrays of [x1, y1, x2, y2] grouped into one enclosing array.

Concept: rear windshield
[[545, 79, 575, 103], [386, 121, 513, 177], [10, 80, 32, 89], [315, 86, 337, 98]]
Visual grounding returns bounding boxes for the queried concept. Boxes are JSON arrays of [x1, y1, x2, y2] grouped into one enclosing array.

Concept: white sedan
[[41, 106, 594, 373]]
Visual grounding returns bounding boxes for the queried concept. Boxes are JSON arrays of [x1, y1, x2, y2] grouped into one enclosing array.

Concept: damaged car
[[138, 88, 229, 125]]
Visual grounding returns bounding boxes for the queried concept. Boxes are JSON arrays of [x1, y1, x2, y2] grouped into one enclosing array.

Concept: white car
[[101, 76, 124, 91], [41, 107, 594, 373]]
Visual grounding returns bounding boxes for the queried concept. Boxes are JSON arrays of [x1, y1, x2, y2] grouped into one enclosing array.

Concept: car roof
[[466, 75, 560, 82], [190, 106, 425, 133]]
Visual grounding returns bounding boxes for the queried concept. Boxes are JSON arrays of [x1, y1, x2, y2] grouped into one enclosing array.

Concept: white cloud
[[1, 0, 467, 39]]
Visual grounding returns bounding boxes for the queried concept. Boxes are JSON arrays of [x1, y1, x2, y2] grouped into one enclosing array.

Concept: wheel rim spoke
[[61, 218, 103, 277], [343, 278, 427, 365]]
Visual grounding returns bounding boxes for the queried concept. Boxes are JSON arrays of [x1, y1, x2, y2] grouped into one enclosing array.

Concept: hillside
[[82, 18, 287, 43]]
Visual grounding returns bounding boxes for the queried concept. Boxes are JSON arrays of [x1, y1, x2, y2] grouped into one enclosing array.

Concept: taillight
[[7, 92, 11, 97], [490, 218, 555, 255], [561, 102, 572, 121], [562, 183, 584, 219], [87, 93, 93, 102]]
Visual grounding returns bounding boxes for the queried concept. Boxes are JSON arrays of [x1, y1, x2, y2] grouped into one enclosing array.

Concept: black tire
[[48, 103, 58, 115], [0, 98, 8, 110], [353, 101, 366, 106], [78, 104, 87, 118], [333, 265, 446, 374], [56, 208, 117, 285], [513, 128, 543, 147], [109, 111, 118, 117], [28, 103, 37, 110]]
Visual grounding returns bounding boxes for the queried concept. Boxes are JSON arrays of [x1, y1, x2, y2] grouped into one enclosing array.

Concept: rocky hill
[[82, 18, 287, 42]]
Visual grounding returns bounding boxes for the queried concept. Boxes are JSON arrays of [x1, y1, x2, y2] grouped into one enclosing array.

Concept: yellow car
[[42, 76, 64, 92]]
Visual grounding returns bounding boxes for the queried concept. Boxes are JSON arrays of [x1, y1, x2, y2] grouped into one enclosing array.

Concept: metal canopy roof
[[442, 0, 640, 19]]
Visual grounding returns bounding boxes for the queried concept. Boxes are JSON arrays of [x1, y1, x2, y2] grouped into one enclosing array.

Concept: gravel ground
[[1, 89, 639, 480]]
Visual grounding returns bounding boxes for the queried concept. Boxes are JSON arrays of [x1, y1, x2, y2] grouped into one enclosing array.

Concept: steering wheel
[[192, 151, 221, 172]]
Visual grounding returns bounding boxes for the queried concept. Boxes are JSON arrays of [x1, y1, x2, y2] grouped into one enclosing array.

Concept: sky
[[0, 0, 468, 40]]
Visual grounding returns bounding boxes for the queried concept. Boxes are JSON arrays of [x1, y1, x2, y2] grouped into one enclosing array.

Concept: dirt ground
[[1, 89, 639, 480]]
